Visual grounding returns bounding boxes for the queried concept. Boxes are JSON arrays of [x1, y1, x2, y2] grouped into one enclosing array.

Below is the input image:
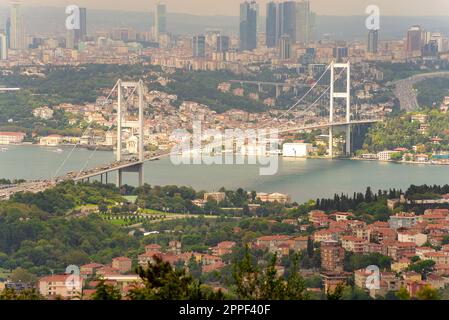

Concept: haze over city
[[5, 0, 449, 16]]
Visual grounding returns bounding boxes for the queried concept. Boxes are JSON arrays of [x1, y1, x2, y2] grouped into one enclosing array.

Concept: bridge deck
[[75, 119, 380, 180], [73, 161, 144, 181]]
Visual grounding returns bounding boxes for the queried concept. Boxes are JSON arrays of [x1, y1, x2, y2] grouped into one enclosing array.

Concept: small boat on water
[[0, 147, 8, 152]]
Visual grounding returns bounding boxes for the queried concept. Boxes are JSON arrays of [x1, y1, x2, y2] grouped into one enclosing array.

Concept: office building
[[422, 40, 438, 57], [216, 35, 230, 53], [279, 1, 296, 45], [279, 34, 292, 60], [5, 18, 10, 48], [367, 29, 379, 53], [266, 1, 278, 48], [77, 8, 87, 42], [239, 0, 258, 51], [66, 29, 75, 49], [295, 0, 312, 45], [10, 2, 25, 50], [266, 0, 314, 47], [154, 1, 167, 39], [406, 25, 424, 55], [430, 32, 444, 52], [333, 46, 348, 62], [66, 7, 86, 49], [193, 34, 206, 57], [0, 32, 7, 60]]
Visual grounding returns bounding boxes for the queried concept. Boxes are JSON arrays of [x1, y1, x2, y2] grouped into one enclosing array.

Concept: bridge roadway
[[229, 80, 284, 86], [73, 119, 380, 181], [0, 119, 380, 199]]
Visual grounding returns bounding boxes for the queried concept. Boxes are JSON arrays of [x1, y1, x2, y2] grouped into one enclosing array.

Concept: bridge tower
[[116, 79, 145, 187], [328, 61, 351, 158]]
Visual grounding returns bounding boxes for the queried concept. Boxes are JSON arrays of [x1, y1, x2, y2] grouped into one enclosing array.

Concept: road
[[393, 71, 449, 111]]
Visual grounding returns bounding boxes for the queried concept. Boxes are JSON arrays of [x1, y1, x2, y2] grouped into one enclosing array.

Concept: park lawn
[[141, 209, 175, 215], [108, 218, 129, 226]]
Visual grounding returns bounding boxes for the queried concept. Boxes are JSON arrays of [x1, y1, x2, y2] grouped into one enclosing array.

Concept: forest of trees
[[360, 110, 449, 153], [11, 181, 123, 215], [415, 77, 449, 107]]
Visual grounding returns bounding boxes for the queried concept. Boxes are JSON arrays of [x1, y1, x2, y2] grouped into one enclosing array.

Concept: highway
[[393, 71, 449, 111]]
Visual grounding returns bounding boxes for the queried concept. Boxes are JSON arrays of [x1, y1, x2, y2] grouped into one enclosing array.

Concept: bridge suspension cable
[[256, 63, 332, 129], [155, 62, 349, 159], [53, 80, 120, 179], [74, 83, 139, 180], [55, 60, 362, 183]]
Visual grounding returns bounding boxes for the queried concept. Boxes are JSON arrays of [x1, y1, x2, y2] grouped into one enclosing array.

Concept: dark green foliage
[[11, 181, 122, 215], [0, 200, 139, 275], [91, 279, 122, 300], [0, 287, 45, 300], [232, 247, 309, 300], [344, 252, 392, 272], [406, 260, 436, 279], [415, 77, 449, 107], [127, 255, 224, 300]]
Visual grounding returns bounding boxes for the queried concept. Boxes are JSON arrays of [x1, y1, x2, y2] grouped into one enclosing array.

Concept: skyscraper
[[279, 1, 296, 44], [66, 29, 75, 49], [0, 32, 8, 60], [266, 1, 314, 48], [154, 2, 167, 39], [406, 25, 424, 55], [5, 18, 10, 49], [422, 40, 438, 57], [367, 29, 379, 54], [295, 0, 312, 45], [67, 7, 87, 49], [333, 46, 348, 62], [239, 0, 258, 51], [266, 1, 278, 48], [279, 34, 292, 60], [430, 32, 444, 52], [78, 8, 87, 42], [193, 34, 206, 58], [216, 35, 230, 53], [10, 2, 25, 50]]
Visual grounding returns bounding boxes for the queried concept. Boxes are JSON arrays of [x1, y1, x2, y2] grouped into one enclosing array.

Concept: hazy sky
[[3, 0, 449, 16]]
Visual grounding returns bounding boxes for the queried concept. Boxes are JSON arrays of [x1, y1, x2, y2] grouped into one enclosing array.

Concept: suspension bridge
[[0, 61, 382, 199]]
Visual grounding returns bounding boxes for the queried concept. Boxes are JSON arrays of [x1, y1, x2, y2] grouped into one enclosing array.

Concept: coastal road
[[393, 71, 449, 111]]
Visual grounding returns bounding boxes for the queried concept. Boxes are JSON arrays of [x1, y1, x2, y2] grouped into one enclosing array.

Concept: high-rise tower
[[239, 0, 258, 51], [367, 29, 379, 54], [10, 2, 25, 50], [154, 1, 167, 39], [266, 1, 278, 48]]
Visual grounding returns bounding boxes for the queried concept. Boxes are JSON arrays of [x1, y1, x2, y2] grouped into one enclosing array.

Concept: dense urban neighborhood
[[0, 181, 449, 300]]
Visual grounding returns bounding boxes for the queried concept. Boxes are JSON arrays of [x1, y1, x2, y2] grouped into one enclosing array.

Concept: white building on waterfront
[[282, 143, 312, 157]]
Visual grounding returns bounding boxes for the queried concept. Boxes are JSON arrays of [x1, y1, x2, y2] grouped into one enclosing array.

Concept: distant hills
[[0, 6, 448, 40]]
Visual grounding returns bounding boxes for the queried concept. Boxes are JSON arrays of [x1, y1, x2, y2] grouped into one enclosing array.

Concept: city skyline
[[2, 0, 449, 17]]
